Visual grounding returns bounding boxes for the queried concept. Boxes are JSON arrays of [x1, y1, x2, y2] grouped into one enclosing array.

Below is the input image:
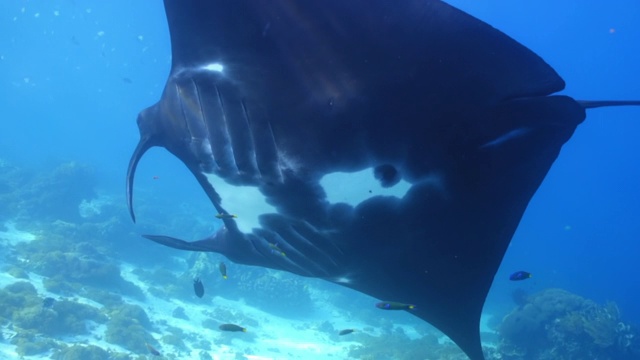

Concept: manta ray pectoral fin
[[143, 229, 306, 273], [577, 100, 640, 109], [129, 1, 640, 359], [143, 234, 220, 252]]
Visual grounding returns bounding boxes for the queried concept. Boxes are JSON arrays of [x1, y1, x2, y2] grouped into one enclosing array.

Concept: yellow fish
[[219, 262, 228, 279], [268, 243, 286, 257]]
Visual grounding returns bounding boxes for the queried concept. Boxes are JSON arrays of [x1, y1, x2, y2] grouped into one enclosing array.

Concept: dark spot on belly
[[374, 164, 400, 188]]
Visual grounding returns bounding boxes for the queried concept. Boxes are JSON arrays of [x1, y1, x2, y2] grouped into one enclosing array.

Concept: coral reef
[[10, 329, 60, 356], [5, 265, 30, 279], [52, 344, 110, 360], [78, 194, 117, 219], [0, 280, 106, 343], [0, 285, 63, 354], [0, 281, 41, 322], [198, 350, 213, 360], [162, 333, 189, 352], [194, 339, 212, 351], [132, 267, 192, 301], [0, 160, 32, 221], [42, 276, 82, 296], [202, 318, 218, 331], [172, 306, 189, 320], [30, 250, 120, 285], [104, 303, 155, 353], [83, 287, 124, 307], [51, 344, 139, 360], [13, 299, 106, 336], [347, 326, 469, 360], [497, 288, 640, 359], [14, 235, 144, 299], [2, 162, 96, 223]]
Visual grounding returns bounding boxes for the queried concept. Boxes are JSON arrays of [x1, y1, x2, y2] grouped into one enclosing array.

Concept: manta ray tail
[[126, 137, 154, 223], [578, 100, 640, 109]]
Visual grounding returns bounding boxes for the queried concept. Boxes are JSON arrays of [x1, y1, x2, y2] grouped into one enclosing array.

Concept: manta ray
[[125, 1, 639, 359]]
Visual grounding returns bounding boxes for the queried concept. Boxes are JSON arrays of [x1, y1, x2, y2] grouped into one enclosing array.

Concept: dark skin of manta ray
[[125, 1, 640, 359]]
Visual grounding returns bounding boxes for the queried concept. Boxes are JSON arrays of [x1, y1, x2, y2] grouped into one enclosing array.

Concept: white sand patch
[[0, 227, 499, 359], [0, 222, 37, 245], [0, 272, 21, 289], [115, 263, 360, 359], [480, 313, 499, 349], [0, 342, 20, 359], [480, 313, 495, 333]]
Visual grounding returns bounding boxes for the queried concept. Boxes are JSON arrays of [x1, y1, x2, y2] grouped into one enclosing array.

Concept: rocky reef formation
[[346, 326, 469, 360], [0, 280, 160, 357], [0, 281, 106, 356], [11, 228, 144, 300], [497, 288, 640, 359], [104, 303, 156, 353], [0, 161, 96, 223]]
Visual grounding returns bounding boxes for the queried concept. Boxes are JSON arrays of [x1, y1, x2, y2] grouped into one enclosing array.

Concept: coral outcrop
[[1, 162, 96, 223], [104, 303, 155, 353], [497, 288, 640, 359]]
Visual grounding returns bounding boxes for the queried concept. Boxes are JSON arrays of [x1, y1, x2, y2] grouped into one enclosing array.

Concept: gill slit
[[241, 100, 260, 176], [215, 84, 238, 171]]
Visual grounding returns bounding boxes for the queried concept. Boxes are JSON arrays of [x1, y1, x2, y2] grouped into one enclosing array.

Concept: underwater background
[[0, 1, 639, 359]]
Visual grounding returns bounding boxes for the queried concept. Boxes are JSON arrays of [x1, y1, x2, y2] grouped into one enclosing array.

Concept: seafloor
[[0, 159, 638, 360]]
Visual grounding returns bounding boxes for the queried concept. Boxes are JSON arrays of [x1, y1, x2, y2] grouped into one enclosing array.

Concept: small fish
[[375, 301, 415, 310], [219, 323, 247, 332], [145, 342, 161, 356], [40, 297, 55, 314], [152, 176, 159, 180], [42, 297, 55, 309], [509, 271, 532, 281], [215, 213, 237, 219], [268, 242, 286, 257], [193, 278, 204, 298], [339, 329, 356, 336], [122, 77, 133, 84], [219, 262, 228, 279]]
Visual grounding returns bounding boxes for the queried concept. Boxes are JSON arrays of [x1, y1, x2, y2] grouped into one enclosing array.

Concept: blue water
[[446, 0, 640, 324], [1, 1, 639, 358]]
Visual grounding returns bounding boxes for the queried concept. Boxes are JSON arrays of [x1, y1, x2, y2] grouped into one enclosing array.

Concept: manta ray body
[[126, 1, 639, 358]]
